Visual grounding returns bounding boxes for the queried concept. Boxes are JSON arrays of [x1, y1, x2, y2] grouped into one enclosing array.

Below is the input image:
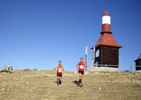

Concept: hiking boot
[[59, 80, 61, 84], [57, 80, 59, 86], [77, 81, 80, 86], [79, 83, 83, 87]]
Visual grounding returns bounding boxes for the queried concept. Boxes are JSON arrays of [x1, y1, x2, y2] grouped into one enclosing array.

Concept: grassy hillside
[[0, 70, 141, 100]]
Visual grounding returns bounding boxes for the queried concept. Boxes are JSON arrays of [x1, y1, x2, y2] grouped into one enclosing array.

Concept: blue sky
[[0, 0, 141, 71]]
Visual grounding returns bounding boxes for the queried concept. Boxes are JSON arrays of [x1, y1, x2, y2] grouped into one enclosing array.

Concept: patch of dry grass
[[0, 70, 141, 100]]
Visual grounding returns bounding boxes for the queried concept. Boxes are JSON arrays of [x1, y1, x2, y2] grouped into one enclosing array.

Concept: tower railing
[[90, 64, 141, 73], [136, 65, 141, 71], [91, 64, 119, 72]]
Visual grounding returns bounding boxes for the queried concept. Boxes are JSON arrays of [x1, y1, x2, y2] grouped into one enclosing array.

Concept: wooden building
[[91, 12, 122, 68], [134, 54, 141, 70]]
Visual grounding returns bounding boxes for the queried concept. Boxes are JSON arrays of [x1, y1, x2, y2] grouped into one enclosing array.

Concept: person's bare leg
[[79, 73, 83, 83]]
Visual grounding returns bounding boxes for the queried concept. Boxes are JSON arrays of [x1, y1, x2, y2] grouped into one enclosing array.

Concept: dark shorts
[[78, 70, 84, 75], [57, 73, 62, 77]]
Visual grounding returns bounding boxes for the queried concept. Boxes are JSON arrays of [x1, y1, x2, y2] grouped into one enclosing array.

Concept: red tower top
[[95, 12, 122, 48]]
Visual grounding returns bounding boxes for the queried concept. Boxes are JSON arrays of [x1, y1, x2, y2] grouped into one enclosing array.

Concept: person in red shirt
[[54, 60, 64, 85], [76, 57, 87, 86]]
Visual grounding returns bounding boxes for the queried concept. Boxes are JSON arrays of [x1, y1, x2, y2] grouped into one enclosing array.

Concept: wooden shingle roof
[[134, 54, 141, 62], [95, 32, 122, 48]]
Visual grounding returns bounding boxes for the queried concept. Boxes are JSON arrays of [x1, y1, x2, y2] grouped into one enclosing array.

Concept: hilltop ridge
[[0, 70, 141, 100]]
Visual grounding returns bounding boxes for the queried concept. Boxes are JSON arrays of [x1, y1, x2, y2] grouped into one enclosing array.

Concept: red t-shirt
[[56, 64, 63, 74], [78, 61, 85, 71]]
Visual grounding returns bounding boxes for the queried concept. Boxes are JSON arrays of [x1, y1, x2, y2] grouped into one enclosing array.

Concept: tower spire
[[95, 11, 122, 48], [102, 11, 111, 33]]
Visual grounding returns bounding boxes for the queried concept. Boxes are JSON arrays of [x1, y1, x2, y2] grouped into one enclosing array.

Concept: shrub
[[0, 70, 13, 73], [24, 68, 30, 71]]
